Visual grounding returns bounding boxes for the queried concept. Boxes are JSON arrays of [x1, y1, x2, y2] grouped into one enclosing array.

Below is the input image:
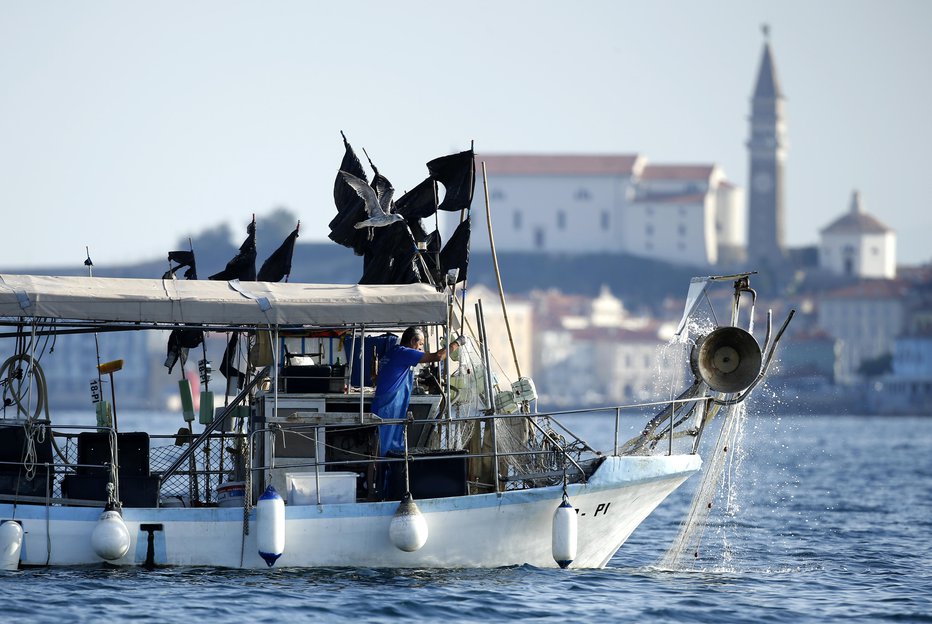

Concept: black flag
[[427, 148, 475, 212], [329, 132, 371, 255], [164, 328, 204, 374], [257, 225, 299, 283], [162, 250, 197, 280], [210, 219, 256, 282], [219, 333, 245, 390], [440, 216, 471, 283], [359, 222, 422, 285], [394, 178, 438, 221], [162, 248, 203, 373]]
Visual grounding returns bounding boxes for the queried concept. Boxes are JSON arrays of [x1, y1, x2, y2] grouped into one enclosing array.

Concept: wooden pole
[[481, 162, 522, 379]]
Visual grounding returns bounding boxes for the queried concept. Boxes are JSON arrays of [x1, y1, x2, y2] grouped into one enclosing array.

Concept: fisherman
[[372, 326, 455, 457]]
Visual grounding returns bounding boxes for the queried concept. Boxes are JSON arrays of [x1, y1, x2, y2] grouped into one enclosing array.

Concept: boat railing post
[[314, 424, 322, 505], [359, 325, 366, 422], [614, 407, 620, 456]]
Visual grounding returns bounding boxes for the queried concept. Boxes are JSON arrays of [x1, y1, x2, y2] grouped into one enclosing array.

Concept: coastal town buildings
[[530, 286, 677, 406], [816, 280, 908, 384], [819, 190, 896, 279]]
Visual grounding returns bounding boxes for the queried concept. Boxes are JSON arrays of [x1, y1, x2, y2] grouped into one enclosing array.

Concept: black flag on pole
[[162, 249, 203, 373], [209, 219, 256, 282], [440, 216, 471, 283], [329, 132, 371, 255], [427, 148, 475, 212], [257, 225, 299, 283], [218, 333, 245, 390], [162, 250, 197, 280], [209, 219, 256, 388]]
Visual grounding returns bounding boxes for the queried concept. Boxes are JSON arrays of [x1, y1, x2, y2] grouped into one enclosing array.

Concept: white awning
[[0, 275, 448, 327]]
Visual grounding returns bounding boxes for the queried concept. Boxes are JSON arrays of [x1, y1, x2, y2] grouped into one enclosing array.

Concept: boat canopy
[[0, 274, 448, 327]]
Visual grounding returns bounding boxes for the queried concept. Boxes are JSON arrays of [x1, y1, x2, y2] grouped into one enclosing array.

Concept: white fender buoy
[[552, 497, 577, 569], [257, 485, 285, 567], [0, 520, 24, 571], [91, 510, 131, 561], [389, 493, 428, 552]]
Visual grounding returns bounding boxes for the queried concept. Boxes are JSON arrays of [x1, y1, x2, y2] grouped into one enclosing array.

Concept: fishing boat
[[0, 142, 791, 570]]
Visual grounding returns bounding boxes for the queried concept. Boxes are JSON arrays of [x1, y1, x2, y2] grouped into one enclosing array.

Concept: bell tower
[[746, 25, 787, 268]]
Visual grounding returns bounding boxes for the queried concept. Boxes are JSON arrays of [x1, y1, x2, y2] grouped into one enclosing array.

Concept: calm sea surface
[[2, 411, 930, 623]]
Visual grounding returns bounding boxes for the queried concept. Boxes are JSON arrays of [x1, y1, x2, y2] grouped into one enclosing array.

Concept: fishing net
[[657, 400, 748, 569], [436, 338, 561, 491]]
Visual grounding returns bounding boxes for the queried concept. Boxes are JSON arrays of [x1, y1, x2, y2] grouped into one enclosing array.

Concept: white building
[[628, 164, 744, 266], [469, 154, 742, 268], [819, 190, 896, 279], [816, 280, 907, 384]]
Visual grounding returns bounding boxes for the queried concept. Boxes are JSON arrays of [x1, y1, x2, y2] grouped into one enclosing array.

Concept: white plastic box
[[286, 471, 357, 505]]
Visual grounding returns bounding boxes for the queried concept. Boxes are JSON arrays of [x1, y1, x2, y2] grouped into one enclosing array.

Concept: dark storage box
[[384, 448, 468, 501], [282, 365, 334, 393], [0, 424, 54, 498], [77, 432, 150, 477]]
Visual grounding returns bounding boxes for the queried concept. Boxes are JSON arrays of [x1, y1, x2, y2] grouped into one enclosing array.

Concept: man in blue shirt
[[372, 326, 453, 457]]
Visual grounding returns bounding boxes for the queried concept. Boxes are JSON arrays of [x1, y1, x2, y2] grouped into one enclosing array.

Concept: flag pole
[[481, 161, 521, 379]]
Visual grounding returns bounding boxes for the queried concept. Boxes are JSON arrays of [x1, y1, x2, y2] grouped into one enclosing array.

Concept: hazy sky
[[1, 0, 929, 270]]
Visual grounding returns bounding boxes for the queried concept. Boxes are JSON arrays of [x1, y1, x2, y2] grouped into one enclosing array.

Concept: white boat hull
[[2, 455, 700, 569]]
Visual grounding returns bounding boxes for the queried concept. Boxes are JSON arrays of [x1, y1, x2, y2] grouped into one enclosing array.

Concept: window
[[678, 224, 687, 236], [600, 211, 610, 231], [534, 227, 545, 249], [513, 210, 522, 230], [557, 210, 566, 230], [492, 189, 505, 200], [646, 224, 654, 236], [574, 188, 591, 201]]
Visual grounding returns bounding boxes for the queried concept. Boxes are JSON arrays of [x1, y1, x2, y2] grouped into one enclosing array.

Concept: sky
[[1, 0, 929, 270]]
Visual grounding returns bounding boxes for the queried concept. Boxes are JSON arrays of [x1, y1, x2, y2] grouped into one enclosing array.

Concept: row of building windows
[[512, 210, 611, 231], [645, 223, 689, 236], [645, 206, 692, 217], [492, 188, 594, 202]]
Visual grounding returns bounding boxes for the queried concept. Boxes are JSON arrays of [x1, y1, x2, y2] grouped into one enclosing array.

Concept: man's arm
[[419, 341, 458, 364]]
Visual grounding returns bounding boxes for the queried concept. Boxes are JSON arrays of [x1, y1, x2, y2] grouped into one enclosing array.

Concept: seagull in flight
[[341, 171, 405, 230]]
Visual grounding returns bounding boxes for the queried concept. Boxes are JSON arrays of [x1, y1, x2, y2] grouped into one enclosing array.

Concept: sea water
[[1, 412, 930, 623]]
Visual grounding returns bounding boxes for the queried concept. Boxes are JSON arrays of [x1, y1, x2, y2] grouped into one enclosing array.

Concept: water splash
[[657, 401, 749, 570]]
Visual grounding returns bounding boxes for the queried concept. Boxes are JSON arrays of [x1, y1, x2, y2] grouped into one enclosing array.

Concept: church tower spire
[[746, 25, 787, 269]]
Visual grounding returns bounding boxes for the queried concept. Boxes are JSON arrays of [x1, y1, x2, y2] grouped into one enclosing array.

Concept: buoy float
[[551, 497, 577, 569], [178, 379, 196, 423], [0, 520, 23, 571], [256, 485, 285, 567], [198, 390, 215, 425], [91, 510, 131, 561], [389, 493, 428, 552]]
